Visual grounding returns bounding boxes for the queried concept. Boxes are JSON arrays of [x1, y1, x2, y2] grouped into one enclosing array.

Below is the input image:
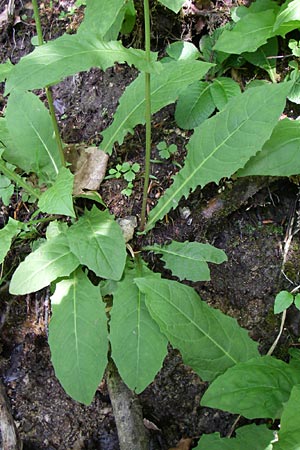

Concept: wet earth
[[1, 1, 300, 449]]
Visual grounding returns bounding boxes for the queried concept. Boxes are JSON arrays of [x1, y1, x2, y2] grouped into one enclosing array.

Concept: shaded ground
[[1, 1, 300, 449]]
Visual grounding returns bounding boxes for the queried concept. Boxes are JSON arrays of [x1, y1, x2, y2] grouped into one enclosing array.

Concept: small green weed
[[107, 162, 140, 197], [157, 141, 177, 159]]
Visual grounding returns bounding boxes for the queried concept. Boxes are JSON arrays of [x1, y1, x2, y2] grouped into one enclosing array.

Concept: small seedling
[[289, 39, 300, 58], [157, 141, 177, 159], [107, 162, 140, 196]]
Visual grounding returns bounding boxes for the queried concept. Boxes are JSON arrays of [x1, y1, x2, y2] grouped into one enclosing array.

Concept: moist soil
[[1, 1, 300, 449]]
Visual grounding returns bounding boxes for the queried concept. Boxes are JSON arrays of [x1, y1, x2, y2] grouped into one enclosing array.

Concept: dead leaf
[[168, 437, 193, 450], [65, 145, 109, 195], [143, 418, 161, 432]]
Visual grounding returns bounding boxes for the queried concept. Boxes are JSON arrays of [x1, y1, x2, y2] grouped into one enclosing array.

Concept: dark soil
[[1, 1, 300, 449]]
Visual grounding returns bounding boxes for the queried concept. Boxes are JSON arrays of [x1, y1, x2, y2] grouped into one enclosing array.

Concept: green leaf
[[274, 385, 300, 450], [167, 41, 200, 61], [273, 0, 300, 32], [5, 90, 61, 182], [210, 77, 241, 111], [49, 268, 107, 405], [0, 60, 13, 82], [237, 119, 300, 177], [145, 241, 227, 282], [243, 37, 278, 83], [294, 293, 300, 311], [145, 82, 292, 232], [201, 356, 300, 419], [158, 0, 185, 13], [78, 0, 126, 40], [67, 207, 126, 280], [38, 167, 75, 217], [195, 424, 274, 450], [136, 277, 259, 382], [0, 218, 20, 264], [110, 267, 168, 393], [274, 290, 294, 314], [9, 234, 80, 295], [101, 60, 213, 153], [121, 0, 136, 35], [214, 9, 277, 54], [175, 81, 215, 130], [5, 34, 160, 93]]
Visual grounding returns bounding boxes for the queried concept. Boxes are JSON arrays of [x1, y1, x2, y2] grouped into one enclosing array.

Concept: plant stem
[[32, 0, 65, 167], [0, 160, 40, 199], [106, 358, 149, 450], [140, 0, 152, 231]]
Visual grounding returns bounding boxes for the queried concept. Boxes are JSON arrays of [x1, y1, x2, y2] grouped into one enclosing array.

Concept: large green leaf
[[110, 267, 168, 393], [175, 81, 215, 130], [5, 90, 61, 182], [101, 60, 213, 153], [273, 0, 300, 32], [38, 167, 75, 217], [214, 9, 277, 54], [5, 34, 160, 93], [201, 356, 300, 419], [158, 0, 185, 13], [0, 218, 20, 264], [237, 119, 300, 177], [145, 82, 292, 232], [49, 268, 107, 405], [67, 207, 126, 280], [274, 385, 300, 450], [9, 234, 80, 295], [136, 277, 259, 382], [144, 241, 227, 282], [195, 424, 274, 450], [78, 0, 126, 40]]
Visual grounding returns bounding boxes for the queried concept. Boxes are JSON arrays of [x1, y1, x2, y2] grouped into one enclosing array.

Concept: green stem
[[140, 0, 152, 231], [0, 160, 40, 199], [32, 0, 65, 167]]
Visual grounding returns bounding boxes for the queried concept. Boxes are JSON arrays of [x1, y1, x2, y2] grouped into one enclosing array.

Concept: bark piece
[[0, 379, 22, 450]]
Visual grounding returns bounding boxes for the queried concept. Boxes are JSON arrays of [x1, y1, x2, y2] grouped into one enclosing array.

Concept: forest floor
[[1, 1, 300, 449]]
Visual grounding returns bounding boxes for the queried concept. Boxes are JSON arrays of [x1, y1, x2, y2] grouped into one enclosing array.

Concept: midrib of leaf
[[27, 247, 73, 283], [88, 221, 115, 273], [146, 110, 253, 229], [72, 278, 81, 375], [26, 115, 59, 175], [189, 83, 211, 116], [136, 288, 142, 382], [148, 285, 238, 364], [158, 248, 205, 262]]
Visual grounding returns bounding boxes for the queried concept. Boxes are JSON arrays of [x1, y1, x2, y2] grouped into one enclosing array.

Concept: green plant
[[156, 141, 177, 159], [107, 161, 140, 196], [1, 0, 300, 449]]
